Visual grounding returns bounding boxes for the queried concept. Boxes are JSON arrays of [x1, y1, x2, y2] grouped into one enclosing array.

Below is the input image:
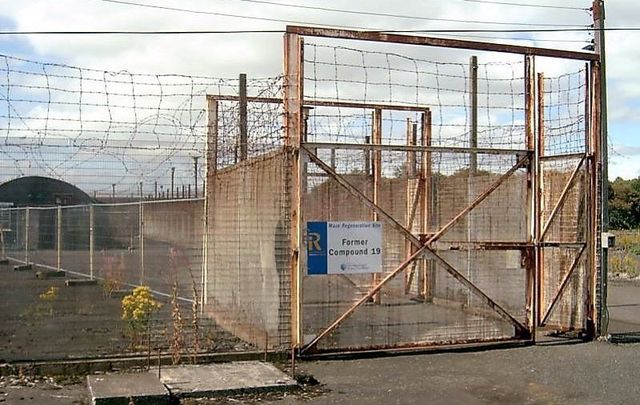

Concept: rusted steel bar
[[421, 111, 433, 300], [407, 181, 423, 234], [525, 55, 536, 334], [239, 73, 248, 161], [540, 244, 587, 326], [405, 118, 418, 294], [209, 93, 430, 112], [433, 241, 531, 250], [590, 60, 602, 333], [540, 152, 586, 161], [533, 62, 544, 328], [540, 242, 587, 248], [470, 55, 478, 174], [539, 155, 586, 240], [310, 99, 429, 112], [303, 142, 528, 155], [372, 108, 382, 304], [286, 25, 598, 61]]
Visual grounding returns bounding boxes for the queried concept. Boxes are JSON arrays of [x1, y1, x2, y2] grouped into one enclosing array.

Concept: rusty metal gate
[[282, 27, 602, 355]]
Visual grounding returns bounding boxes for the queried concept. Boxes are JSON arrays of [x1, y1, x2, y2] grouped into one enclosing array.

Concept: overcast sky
[[0, 0, 638, 180]]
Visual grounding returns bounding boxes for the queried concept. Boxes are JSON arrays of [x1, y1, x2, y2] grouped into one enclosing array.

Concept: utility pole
[[593, 0, 609, 336]]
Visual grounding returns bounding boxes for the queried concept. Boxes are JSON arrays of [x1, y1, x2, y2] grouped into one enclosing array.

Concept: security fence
[[281, 27, 601, 355], [0, 25, 604, 362], [0, 199, 263, 362]]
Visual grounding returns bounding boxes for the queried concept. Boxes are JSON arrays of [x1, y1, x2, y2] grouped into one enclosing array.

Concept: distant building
[[0, 176, 95, 207]]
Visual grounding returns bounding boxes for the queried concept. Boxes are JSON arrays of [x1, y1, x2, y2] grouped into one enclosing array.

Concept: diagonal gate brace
[[540, 244, 587, 326], [300, 148, 531, 354]]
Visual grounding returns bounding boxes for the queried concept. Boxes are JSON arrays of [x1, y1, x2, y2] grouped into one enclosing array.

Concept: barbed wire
[[0, 53, 283, 198]]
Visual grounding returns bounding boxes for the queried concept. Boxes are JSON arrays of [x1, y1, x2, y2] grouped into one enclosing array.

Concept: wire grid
[[0, 201, 263, 361], [299, 39, 542, 351], [0, 53, 282, 198], [206, 149, 292, 350], [542, 67, 588, 156], [540, 157, 589, 329], [303, 41, 526, 152], [538, 66, 589, 329], [302, 151, 528, 350], [214, 78, 284, 169]]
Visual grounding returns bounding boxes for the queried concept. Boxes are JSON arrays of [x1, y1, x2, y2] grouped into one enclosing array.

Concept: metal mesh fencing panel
[[0, 199, 262, 361], [293, 33, 595, 353], [25, 207, 58, 270], [538, 66, 590, 330], [205, 148, 292, 351], [59, 205, 91, 277]]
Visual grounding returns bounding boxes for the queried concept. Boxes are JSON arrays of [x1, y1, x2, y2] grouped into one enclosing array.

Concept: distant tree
[[609, 177, 640, 229]]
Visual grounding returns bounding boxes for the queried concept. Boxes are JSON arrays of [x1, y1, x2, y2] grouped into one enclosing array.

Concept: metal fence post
[[25, 207, 30, 264], [57, 205, 62, 271], [89, 204, 94, 280]]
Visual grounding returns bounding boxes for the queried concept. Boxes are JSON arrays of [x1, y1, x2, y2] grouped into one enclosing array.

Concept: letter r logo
[[308, 232, 322, 252]]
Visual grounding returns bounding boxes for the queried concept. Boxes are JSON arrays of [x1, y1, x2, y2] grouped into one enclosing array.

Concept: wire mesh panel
[[205, 148, 292, 351], [59, 205, 91, 277], [538, 65, 590, 331], [93, 203, 141, 286], [1, 208, 26, 261], [290, 29, 597, 354], [25, 207, 58, 269], [0, 52, 288, 361]]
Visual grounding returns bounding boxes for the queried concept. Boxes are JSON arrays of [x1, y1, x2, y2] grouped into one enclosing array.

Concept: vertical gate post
[[421, 110, 433, 301], [284, 32, 304, 349], [593, 0, 608, 337], [469, 56, 478, 174], [536, 71, 545, 331], [524, 54, 537, 337], [468, 55, 479, 299], [590, 60, 603, 335], [57, 205, 62, 271], [404, 119, 417, 294], [371, 108, 383, 304]]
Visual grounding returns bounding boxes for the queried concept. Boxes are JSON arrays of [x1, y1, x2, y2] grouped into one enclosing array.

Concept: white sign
[[307, 221, 383, 275]]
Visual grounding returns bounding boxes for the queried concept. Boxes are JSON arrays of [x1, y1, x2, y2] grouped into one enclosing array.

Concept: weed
[[121, 286, 161, 348], [38, 286, 59, 316]]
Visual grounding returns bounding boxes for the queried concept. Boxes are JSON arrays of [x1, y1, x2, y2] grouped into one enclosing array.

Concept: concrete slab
[[160, 361, 298, 398], [86, 372, 170, 405], [65, 278, 98, 286]]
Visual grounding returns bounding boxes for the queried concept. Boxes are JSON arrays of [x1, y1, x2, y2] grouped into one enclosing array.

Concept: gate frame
[[283, 25, 601, 355]]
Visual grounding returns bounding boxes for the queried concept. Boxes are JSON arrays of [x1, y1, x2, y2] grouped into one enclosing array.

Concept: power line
[[94, 0, 592, 32], [463, 0, 589, 10], [1, 27, 636, 35], [229, 0, 588, 28]]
